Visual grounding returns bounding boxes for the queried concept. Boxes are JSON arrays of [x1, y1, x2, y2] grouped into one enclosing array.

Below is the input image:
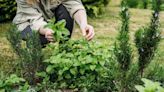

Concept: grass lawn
[[0, 0, 164, 75]]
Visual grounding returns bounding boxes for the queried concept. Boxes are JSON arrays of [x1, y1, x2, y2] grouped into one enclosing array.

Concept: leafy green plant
[[44, 19, 70, 43], [0, 74, 34, 92], [42, 39, 111, 91], [135, 0, 161, 76], [135, 78, 164, 92]]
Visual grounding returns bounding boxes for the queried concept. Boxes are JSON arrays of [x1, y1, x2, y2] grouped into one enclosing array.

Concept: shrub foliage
[[0, 0, 110, 22]]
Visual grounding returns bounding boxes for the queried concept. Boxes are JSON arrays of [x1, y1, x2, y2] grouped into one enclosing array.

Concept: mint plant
[[41, 39, 111, 91], [44, 19, 70, 43], [0, 74, 34, 92]]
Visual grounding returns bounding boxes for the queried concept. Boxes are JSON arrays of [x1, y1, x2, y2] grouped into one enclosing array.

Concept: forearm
[[74, 10, 88, 30]]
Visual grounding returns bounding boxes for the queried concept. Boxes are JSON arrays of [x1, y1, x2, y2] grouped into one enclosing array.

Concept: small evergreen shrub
[[114, 1, 135, 92], [7, 25, 43, 85], [135, 0, 161, 76]]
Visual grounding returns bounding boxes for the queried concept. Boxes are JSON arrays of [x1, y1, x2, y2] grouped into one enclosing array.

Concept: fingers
[[85, 25, 95, 41], [88, 31, 95, 41], [45, 35, 54, 42], [45, 29, 54, 42]]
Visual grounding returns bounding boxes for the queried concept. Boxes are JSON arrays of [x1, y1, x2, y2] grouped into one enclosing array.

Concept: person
[[13, 0, 95, 46]]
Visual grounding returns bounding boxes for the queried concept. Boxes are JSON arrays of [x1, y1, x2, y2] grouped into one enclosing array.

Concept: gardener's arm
[[74, 10, 95, 40], [62, 0, 95, 40]]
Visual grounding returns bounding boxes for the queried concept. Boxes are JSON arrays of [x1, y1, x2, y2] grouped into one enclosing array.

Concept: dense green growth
[[7, 25, 42, 85], [0, 74, 32, 92], [5, 0, 163, 91], [114, 1, 132, 71], [0, 0, 16, 22], [114, 1, 134, 92], [135, 0, 161, 76], [39, 19, 114, 91]]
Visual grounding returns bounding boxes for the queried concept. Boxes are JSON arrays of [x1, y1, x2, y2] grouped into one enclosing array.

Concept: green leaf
[[65, 74, 71, 79], [0, 89, 5, 92], [59, 70, 64, 76], [36, 72, 47, 78], [158, 86, 164, 92], [99, 61, 105, 66], [142, 78, 160, 91], [135, 85, 145, 92], [80, 69, 85, 75], [90, 65, 96, 71], [70, 68, 77, 76], [46, 65, 54, 74]]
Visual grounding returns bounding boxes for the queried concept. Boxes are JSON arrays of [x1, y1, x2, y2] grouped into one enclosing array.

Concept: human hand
[[39, 28, 54, 42], [81, 24, 95, 41]]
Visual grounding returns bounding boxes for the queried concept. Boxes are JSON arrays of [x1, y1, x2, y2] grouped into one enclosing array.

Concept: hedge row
[[0, 0, 110, 22]]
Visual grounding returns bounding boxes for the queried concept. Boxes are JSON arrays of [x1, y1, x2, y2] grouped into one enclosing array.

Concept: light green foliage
[[0, 74, 33, 92], [42, 39, 112, 91], [38, 18, 114, 91], [135, 78, 164, 92], [45, 19, 70, 42]]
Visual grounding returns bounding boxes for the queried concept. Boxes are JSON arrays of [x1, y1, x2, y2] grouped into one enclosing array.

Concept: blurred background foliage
[[0, 0, 110, 22], [0, 0, 17, 22], [0, 0, 164, 22]]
